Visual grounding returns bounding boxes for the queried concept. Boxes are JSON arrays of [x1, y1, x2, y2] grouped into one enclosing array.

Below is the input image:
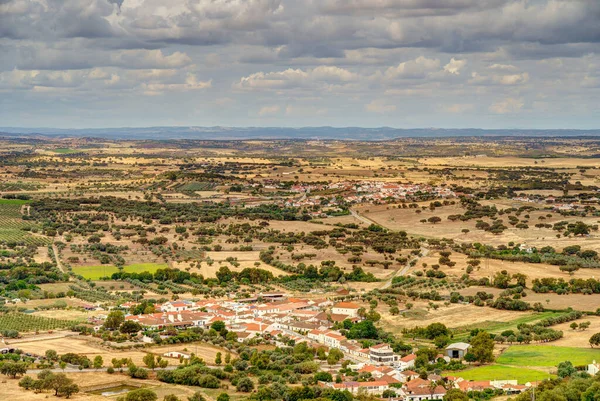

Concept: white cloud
[[384, 56, 440, 80], [365, 99, 396, 114], [235, 66, 357, 91], [443, 103, 474, 113], [258, 105, 281, 116], [489, 97, 524, 114], [443, 58, 467, 75]]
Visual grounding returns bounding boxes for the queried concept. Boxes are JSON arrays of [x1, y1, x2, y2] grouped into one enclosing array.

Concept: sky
[[1, 0, 599, 129]]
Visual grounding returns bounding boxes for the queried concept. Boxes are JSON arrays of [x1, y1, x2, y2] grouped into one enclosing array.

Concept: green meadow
[[73, 263, 167, 280]]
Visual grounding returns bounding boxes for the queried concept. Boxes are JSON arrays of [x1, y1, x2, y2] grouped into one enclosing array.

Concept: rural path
[[26, 365, 179, 374], [52, 243, 67, 274], [350, 208, 430, 289], [349, 208, 379, 226], [381, 246, 429, 289]]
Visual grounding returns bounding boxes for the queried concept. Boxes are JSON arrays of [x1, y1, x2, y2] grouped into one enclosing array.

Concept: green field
[[452, 311, 564, 340], [73, 263, 168, 280], [497, 345, 600, 367], [53, 148, 79, 154], [446, 365, 552, 384]]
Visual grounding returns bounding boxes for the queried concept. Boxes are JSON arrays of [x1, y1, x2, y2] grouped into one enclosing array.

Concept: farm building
[[446, 342, 471, 359]]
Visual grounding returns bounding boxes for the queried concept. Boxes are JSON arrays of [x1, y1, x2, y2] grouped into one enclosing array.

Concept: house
[[332, 302, 361, 318], [369, 343, 399, 366], [446, 342, 471, 359], [398, 353, 417, 370], [404, 385, 446, 401], [588, 361, 600, 375], [457, 381, 495, 392], [405, 379, 446, 401], [323, 331, 345, 349], [160, 301, 192, 312], [321, 380, 390, 395], [163, 351, 190, 359], [399, 370, 420, 383]]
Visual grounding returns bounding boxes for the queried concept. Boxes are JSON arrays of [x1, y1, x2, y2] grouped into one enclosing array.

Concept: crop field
[[446, 365, 552, 384], [72, 263, 168, 280], [0, 199, 49, 245], [0, 312, 79, 333], [178, 181, 216, 191], [497, 345, 600, 367], [451, 311, 565, 340]]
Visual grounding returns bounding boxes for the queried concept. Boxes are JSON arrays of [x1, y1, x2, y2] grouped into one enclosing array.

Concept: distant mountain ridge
[[1, 126, 600, 140]]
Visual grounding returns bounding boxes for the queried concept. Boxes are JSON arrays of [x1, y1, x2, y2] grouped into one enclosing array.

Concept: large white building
[[331, 302, 361, 318]]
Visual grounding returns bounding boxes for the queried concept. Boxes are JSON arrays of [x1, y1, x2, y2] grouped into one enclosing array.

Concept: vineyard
[[0, 312, 79, 333], [0, 182, 44, 191], [0, 200, 50, 246], [177, 181, 216, 192]]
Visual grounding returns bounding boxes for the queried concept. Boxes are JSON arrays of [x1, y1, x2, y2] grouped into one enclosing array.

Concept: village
[[283, 181, 456, 209], [70, 293, 538, 400]]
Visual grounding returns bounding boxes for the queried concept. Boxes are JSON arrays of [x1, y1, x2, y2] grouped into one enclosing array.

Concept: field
[[72, 263, 168, 280], [0, 312, 79, 333], [496, 345, 600, 367], [446, 364, 552, 384], [0, 199, 49, 245]]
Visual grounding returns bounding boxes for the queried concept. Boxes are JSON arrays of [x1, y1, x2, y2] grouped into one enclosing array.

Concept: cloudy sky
[[1, 0, 599, 129]]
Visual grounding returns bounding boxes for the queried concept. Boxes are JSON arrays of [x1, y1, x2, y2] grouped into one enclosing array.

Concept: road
[[52, 243, 67, 274], [349, 208, 378, 226], [349, 208, 429, 289], [27, 365, 179, 374], [381, 246, 429, 289]]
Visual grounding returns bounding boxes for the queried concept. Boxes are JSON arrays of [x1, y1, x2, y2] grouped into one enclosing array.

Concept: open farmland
[[446, 364, 552, 384], [496, 345, 600, 367], [0, 312, 79, 333], [72, 263, 168, 280]]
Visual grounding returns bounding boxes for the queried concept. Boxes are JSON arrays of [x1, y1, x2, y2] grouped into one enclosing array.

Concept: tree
[[59, 361, 67, 371], [428, 216, 442, 224], [570, 322, 579, 330], [188, 392, 207, 401], [103, 310, 125, 330], [590, 333, 600, 347], [215, 352, 222, 365], [236, 377, 255, 392], [164, 395, 180, 401], [0, 361, 28, 378], [124, 388, 158, 401], [217, 393, 230, 401], [443, 389, 469, 401], [60, 383, 80, 398], [557, 361, 576, 378], [143, 353, 156, 370], [211, 320, 226, 333], [120, 320, 142, 334], [49, 373, 72, 396], [469, 331, 494, 363], [45, 349, 58, 361], [425, 323, 449, 339], [93, 355, 104, 370], [19, 376, 35, 390], [224, 353, 231, 364]]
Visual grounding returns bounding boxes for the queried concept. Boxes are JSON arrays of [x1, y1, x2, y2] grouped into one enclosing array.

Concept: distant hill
[[1, 126, 600, 140]]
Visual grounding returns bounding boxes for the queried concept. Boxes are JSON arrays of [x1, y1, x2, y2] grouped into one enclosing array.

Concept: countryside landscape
[[1, 134, 600, 401], [3, 0, 600, 400]]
